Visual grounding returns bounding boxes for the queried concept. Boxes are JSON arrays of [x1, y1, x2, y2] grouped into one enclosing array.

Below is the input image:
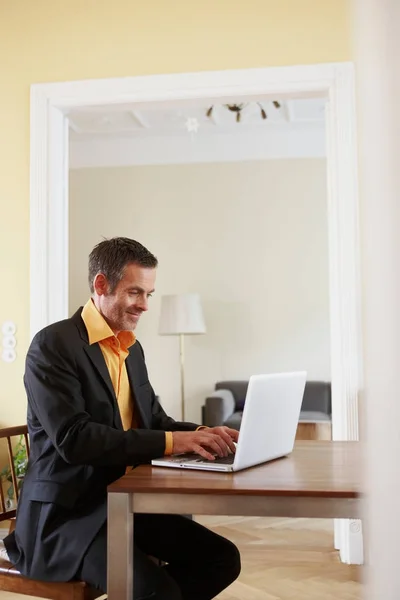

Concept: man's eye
[[147, 294, 153, 299]]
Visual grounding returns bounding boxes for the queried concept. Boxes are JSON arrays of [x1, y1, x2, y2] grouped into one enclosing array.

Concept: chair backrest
[[0, 425, 29, 523]]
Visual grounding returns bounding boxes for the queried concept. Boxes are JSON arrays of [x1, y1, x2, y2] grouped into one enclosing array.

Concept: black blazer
[[4, 308, 199, 582]]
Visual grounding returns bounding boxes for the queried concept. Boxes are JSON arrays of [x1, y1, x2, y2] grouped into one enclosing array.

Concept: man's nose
[[137, 295, 149, 312]]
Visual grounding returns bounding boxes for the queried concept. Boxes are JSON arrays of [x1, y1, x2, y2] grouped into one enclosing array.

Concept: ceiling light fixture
[[206, 101, 281, 123]]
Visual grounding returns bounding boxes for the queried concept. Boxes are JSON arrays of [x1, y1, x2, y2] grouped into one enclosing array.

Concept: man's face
[[94, 263, 156, 333]]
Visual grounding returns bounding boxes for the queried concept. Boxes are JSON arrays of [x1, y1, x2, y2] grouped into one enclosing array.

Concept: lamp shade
[[159, 293, 206, 335]]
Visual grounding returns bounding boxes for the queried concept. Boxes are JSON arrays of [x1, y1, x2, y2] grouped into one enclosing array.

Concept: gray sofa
[[201, 380, 331, 429]]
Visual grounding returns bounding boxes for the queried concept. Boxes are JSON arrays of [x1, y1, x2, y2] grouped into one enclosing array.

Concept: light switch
[[2, 349, 16, 363], [2, 335, 16, 349], [2, 321, 16, 336], [2, 321, 17, 362]]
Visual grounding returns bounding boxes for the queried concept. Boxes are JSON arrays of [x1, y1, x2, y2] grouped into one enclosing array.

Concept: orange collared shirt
[[81, 298, 173, 454]]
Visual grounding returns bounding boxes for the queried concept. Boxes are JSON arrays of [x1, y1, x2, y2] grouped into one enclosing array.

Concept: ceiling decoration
[[206, 101, 281, 123], [68, 98, 326, 141], [185, 117, 200, 133]]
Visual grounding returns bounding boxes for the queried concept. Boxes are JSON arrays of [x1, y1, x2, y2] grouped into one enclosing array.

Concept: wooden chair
[[0, 425, 102, 600]]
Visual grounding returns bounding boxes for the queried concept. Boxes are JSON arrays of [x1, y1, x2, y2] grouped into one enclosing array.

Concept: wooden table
[[107, 441, 362, 600]]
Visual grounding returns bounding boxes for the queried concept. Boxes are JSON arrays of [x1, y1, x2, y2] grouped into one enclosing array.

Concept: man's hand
[[206, 426, 239, 451], [171, 427, 239, 461]]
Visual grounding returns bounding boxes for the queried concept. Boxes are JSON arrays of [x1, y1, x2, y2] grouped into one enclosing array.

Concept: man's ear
[[93, 273, 109, 296]]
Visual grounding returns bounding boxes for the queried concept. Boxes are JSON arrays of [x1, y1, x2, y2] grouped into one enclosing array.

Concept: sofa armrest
[[204, 390, 236, 427]]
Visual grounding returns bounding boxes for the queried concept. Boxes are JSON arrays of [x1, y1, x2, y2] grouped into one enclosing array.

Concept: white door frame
[[30, 63, 363, 563]]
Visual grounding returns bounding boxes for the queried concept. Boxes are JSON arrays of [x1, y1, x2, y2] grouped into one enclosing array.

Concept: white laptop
[[152, 371, 307, 472]]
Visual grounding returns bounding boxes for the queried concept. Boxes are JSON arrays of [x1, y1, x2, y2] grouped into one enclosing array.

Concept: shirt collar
[[81, 298, 136, 348]]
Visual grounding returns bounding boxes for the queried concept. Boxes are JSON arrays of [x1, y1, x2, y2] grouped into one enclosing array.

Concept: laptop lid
[[232, 371, 307, 471]]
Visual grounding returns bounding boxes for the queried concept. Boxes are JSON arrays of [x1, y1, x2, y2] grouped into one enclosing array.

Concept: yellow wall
[[0, 0, 351, 426]]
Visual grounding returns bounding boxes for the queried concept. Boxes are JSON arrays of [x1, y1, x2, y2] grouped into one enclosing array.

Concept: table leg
[[107, 492, 133, 600]]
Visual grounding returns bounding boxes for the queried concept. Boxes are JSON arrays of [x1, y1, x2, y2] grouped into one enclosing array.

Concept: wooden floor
[[0, 517, 362, 600], [196, 516, 363, 600]]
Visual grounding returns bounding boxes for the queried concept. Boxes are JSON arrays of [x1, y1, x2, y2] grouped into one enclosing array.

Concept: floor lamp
[[159, 293, 206, 421]]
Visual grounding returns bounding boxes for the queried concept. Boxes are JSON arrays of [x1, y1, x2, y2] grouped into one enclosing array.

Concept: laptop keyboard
[[198, 454, 235, 465], [166, 453, 235, 465]]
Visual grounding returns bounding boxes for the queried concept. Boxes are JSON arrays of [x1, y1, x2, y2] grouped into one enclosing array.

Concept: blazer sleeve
[[24, 329, 166, 466]]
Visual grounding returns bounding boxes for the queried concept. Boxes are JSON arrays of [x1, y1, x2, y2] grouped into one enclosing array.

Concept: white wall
[[69, 159, 330, 422], [354, 0, 400, 594]]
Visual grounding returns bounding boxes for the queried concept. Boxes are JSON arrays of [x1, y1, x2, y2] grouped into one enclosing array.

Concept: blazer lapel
[[125, 354, 150, 429], [83, 344, 122, 429], [83, 344, 115, 401], [72, 309, 122, 429]]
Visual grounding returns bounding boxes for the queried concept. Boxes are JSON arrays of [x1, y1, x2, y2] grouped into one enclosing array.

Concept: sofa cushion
[[216, 381, 248, 411], [301, 381, 331, 415], [212, 379, 332, 428], [299, 410, 331, 423], [224, 411, 243, 430]]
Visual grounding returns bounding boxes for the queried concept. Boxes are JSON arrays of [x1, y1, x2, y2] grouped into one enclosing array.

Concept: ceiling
[[69, 98, 326, 140], [68, 98, 327, 169]]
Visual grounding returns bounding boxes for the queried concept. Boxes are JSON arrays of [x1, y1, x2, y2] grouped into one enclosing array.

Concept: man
[[4, 237, 241, 600]]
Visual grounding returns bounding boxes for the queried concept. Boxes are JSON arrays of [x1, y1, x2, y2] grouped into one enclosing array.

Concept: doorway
[[29, 62, 362, 563]]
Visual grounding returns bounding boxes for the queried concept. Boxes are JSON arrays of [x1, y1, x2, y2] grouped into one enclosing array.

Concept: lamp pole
[[179, 333, 185, 421]]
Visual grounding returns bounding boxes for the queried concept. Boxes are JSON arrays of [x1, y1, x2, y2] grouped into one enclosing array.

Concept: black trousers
[[76, 514, 241, 600]]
